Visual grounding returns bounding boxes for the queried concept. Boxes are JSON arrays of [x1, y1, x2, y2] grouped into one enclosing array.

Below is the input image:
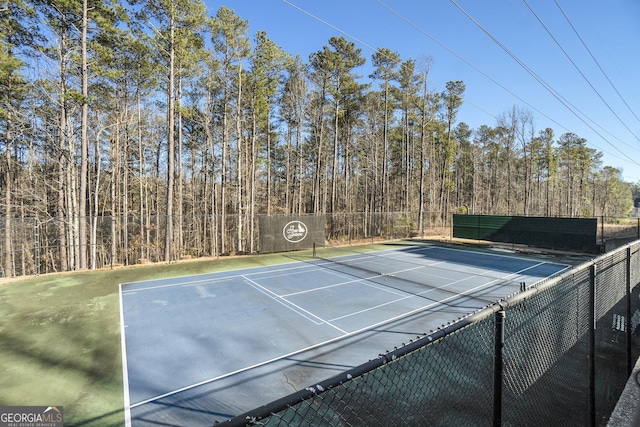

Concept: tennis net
[[313, 242, 428, 278], [312, 242, 496, 303]]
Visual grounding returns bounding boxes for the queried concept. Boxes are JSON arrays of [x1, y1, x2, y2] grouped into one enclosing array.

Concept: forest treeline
[[1, 1, 636, 274]]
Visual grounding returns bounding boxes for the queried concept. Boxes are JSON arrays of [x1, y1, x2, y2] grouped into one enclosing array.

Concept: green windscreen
[[259, 215, 325, 253], [453, 214, 598, 253]]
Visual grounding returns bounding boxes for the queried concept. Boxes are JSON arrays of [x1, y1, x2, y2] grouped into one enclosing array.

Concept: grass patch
[[0, 250, 314, 426]]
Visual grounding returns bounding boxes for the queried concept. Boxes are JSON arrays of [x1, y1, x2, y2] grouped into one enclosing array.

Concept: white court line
[[128, 271, 494, 409], [124, 249, 567, 411], [311, 257, 497, 298], [327, 249, 555, 286], [380, 246, 571, 280], [396, 243, 569, 265], [242, 276, 349, 335], [328, 261, 545, 322], [119, 284, 132, 427], [121, 275, 233, 293], [282, 271, 409, 298], [121, 263, 318, 293]]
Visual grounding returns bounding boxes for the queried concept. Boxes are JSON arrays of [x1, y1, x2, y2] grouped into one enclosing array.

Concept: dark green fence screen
[[453, 214, 599, 253], [258, 215, 325, 254]]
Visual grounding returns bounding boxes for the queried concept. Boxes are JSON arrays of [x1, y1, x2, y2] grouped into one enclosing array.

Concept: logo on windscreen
[[283, 221, 308, 243]]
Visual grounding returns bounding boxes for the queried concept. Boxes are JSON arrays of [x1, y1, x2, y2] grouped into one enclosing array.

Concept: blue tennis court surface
[[120, 242, 570, 426]]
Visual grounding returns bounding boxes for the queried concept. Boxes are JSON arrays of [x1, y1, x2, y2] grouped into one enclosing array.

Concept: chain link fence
[[0, 212, 450, 278], [219, 240, 640, 427], [0, 214, 637, 278]]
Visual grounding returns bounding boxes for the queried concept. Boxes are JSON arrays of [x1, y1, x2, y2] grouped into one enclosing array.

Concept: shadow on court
[[121, 242, 570, 426]]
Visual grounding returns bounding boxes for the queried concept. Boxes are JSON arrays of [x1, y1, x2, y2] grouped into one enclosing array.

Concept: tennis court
[[120, 242, 570, 426]]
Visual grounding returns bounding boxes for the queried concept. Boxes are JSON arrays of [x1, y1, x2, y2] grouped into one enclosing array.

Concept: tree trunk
[[164, 11, 176, 262], [57, 26, 69, 272], [79, 0, 89, 270], [177, 74, 184, 257], [331, 99, 339, 214], [3, 111, 12, 277], [236, 62, 243, 253]]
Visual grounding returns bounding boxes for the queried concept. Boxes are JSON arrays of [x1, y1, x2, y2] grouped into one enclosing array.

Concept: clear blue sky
[[208, 0, 640, 182]]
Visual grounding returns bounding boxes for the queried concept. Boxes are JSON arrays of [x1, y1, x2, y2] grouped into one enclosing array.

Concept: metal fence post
[[589, 264, 596, 427], [34, 215, 40, 276], [450, 213, 454, 242], [493, 309, 506, 427]]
